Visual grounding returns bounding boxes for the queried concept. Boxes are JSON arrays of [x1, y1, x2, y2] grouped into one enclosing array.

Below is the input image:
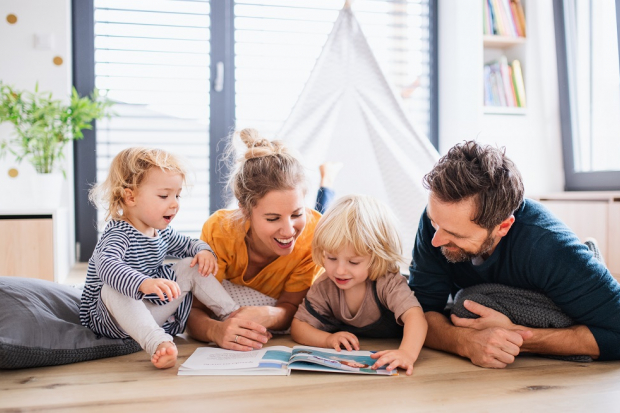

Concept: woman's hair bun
[[238, 128, 286, 159], [239, 128, 270, 149]]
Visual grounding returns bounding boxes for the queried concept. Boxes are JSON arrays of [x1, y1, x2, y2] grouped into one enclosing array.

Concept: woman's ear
[[123, 188, 137, 206], [239, 203, 250, 219]]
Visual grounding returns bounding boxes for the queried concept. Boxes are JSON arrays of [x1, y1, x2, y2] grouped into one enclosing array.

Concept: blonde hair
[[226, 128, 307, 223], [89, 147, 188, 221], [312, 194, 405, 281]]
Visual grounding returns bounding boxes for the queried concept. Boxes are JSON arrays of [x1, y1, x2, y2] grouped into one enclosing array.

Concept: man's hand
[[139, 278, 181, 302], [461, 326, 533, 368], [190, 250, 219, 277], [451, 300, 517, 330]]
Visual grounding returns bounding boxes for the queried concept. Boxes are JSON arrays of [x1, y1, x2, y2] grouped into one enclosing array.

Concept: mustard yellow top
[[200, 209, 323, 299]]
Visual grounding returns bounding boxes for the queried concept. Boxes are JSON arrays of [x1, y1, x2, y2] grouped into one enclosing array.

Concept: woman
[[186, 128, 338, 351]]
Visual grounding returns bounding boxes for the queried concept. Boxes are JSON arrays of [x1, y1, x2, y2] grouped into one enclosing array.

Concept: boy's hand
[[326, 331, 360, 352], [190, 250, 219, 276], [370, 349, 417, 375], [139, 278, 181, 302]]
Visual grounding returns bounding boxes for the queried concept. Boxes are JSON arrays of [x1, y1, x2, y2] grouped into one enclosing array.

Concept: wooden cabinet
[[537, 192, 620, 281], [0, 209, 69, 282]]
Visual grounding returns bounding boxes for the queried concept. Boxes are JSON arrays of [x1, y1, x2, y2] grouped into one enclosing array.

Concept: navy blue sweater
[[409, 199, 620, 361]]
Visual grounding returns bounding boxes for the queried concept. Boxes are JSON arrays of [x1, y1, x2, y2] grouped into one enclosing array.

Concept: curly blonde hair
[[89, 147, 188, 221], [225, 128, 308, 223], [312, 194, 405, 281]]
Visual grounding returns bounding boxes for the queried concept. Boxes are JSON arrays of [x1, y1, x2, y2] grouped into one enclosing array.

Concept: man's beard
[[440, 231, 496, 263]]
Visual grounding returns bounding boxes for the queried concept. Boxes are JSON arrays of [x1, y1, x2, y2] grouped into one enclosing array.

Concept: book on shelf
[[178, 345, 398, 376], [484, 57, 525, 108], [483, 0, 526, 38], [511, 59, 527, 107]]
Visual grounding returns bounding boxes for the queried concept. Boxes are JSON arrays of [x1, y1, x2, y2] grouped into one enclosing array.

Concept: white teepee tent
[[276, 4, 440, 257]]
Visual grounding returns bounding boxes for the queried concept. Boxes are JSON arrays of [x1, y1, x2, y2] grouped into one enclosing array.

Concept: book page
[[288, 346, 397, 375], [180, 346, 292, 371]]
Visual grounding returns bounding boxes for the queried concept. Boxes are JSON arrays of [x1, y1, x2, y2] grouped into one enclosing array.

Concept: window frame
[[553, 0, 620, 191], [72, 0, 438, 261]]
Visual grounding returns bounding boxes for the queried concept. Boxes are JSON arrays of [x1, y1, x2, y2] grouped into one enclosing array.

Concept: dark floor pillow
[[0, 276, 141, 369]]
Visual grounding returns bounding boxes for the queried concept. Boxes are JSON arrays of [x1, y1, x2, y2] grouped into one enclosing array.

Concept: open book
[[178, 345, 397, 376]]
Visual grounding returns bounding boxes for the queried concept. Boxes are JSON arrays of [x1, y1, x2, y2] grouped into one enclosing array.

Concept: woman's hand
[[325, 331, 360, 352], [210, 316, 272, 351]]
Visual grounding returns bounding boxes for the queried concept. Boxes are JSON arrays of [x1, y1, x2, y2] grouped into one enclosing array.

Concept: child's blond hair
[[89, 147, 188, 221], [312, 194, 405, 281]]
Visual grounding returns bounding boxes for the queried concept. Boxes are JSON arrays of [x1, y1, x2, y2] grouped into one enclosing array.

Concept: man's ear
[[123, 188, 136, 206], [497, 215, 515, 237]]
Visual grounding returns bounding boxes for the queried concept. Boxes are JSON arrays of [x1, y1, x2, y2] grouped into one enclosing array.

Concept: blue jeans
[[315, 187, 335, 214]]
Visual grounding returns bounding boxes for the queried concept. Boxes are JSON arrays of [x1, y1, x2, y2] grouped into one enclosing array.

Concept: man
[[408, 141, 620, 368]]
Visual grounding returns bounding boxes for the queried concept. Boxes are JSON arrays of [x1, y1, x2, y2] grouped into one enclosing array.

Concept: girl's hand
[[139, 278, 181, 302], [370, 349, 417, 375], [190, 250, 219, 277], [326, 331, 360, 352]]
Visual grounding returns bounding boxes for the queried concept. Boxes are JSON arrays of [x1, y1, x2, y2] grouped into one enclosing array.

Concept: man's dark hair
[[423, 141, 524, 229]]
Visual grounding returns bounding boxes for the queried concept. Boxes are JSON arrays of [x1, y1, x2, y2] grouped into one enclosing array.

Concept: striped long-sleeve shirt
[[79, 220, 212, 339]]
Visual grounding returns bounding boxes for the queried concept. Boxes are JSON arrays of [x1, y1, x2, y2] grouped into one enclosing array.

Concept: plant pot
[[30, 172, 64, 209]]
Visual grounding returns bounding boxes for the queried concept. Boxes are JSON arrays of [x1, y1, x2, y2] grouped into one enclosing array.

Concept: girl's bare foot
[[151, 341, 177, 369]]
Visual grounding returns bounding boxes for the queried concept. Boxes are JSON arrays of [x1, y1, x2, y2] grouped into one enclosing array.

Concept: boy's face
[[123, 168, 183, 237], [323, 244, 371, 293]]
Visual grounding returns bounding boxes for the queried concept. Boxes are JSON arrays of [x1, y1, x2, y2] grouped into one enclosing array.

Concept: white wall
[[438, 0, 564, 196], [0, 0, 74, 265]]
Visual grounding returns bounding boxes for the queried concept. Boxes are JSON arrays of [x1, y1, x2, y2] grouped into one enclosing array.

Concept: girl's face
[[246, 188, 307, 259], [123, 168, 183, 237], [323, 243, 371, 292]]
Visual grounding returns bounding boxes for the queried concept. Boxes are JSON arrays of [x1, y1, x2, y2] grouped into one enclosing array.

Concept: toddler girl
[[80, 147, 239, 369], [291, 194, 427, 375]]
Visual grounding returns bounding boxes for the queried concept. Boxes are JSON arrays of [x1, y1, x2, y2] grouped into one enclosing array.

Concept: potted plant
[[0, 82, 113, 175], [0, 82, 113, 208]]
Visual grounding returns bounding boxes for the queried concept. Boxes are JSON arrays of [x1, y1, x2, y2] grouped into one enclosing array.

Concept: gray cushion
[[0, 276, 141, 369]]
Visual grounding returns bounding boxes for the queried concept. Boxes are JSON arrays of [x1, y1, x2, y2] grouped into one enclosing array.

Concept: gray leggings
[[100, 258, 239, 356]]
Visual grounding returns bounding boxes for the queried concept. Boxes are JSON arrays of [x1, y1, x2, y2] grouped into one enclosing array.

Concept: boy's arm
[[370, 306, 427, 375], [291, 318, 333, 347], [290, 318, 360, 351], [399, 307, 428, 357]]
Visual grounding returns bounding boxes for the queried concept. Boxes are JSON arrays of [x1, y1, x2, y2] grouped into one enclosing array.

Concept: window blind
[[94, 0, 210, 238], [234, 0, 432, 139]]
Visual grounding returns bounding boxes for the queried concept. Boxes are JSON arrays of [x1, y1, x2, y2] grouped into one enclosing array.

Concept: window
[[554, 0, 620, 190], [94, 0, 211, 239], [73, 0, 437, 260]]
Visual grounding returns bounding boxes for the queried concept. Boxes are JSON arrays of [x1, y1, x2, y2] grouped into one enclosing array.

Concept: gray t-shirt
[[294, 272, 421, 332]]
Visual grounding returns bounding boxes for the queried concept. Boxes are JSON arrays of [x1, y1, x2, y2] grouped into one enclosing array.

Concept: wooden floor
[[1, 335, 619, 412]]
